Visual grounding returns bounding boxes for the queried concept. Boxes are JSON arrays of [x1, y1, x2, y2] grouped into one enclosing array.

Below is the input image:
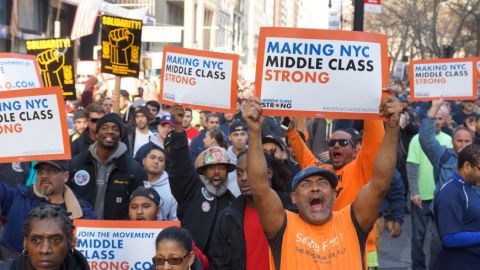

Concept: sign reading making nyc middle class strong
[[160, 46, 238, 113], [410, 57, 478, 101], [255, 27, 388, 119]]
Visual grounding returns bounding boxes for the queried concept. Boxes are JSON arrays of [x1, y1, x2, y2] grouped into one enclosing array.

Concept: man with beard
[[0, 160, 96, 252], [68, 113, 146, 220], [166, 105, 236, 253], [208, 150, 292, 270], [244, 96, 401, 269]]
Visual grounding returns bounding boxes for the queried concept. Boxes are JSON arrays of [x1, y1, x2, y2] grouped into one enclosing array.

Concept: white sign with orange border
[[160, 46, 239, 113], [0, 87, 70, 163], [255, 27, 389, 119], [74, 220, 180, 270], [0, 53, 43, 91], [410, 58, 478, 101]]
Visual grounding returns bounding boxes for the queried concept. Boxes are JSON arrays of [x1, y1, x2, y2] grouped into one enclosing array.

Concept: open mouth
[[211, 177, 222, 186], [309, 197, 325, 212], [331, 152, 342, 162]]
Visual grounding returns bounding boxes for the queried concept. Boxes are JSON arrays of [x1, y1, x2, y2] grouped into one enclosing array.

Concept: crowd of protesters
[[0, 77, 479, 270]]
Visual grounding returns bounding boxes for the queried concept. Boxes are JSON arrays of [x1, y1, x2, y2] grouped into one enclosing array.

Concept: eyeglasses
[[327, 139, 353, 147], [89, 118, 99, 123], [152, 254, 189, 266], [37, 168, 63, 176]]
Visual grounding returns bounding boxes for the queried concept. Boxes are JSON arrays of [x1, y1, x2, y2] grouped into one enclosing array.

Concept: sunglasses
[[89, 118, 99, 123], [327, 139, 353, 147], [152, 254, 189, 266]]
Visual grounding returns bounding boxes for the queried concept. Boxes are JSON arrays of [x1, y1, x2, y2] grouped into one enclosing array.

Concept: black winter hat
[[95, 113, 124, 137], [130, 186, 160, 206]]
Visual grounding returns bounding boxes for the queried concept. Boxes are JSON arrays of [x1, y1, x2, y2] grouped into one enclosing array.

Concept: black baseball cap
[[262, 134, 286, 152], [34, 160, 69, 171], [229, 121, 247, 134]]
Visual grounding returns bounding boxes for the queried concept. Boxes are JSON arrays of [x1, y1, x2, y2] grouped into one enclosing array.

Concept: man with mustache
[[0, 160, 96, 252], [244, 96, 401, 269], [166, 105, 236, 253], [285, 99, 385, 267]]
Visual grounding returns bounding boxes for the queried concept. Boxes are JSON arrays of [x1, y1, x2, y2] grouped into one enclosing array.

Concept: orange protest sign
[[0, 53, 44, 90], [0, 87, 70, 163], [410, 57, 478, 101], [255, 27, 389, 119], [160, 46, 238, 113]]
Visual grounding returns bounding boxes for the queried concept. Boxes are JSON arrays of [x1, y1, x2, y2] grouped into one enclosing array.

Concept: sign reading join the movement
[[74, 220, 180, 270], [25, 38, 76, 100], [160, 46, 239, 112], [255, 27, 388, 119], [101, 15, 142, 77], [0, 53, 43, 91], [0, 87, 70, 163], [410, 58, 478, 101]]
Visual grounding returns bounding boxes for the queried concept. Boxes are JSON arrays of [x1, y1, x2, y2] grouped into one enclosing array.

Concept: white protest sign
[[0, 87, 70, 162], [410, 58, 478, 101], [255, 27, 388, 119], [160, 46, 238, 112], [74, 220, 180, 270], [0, 53, 43, 91]]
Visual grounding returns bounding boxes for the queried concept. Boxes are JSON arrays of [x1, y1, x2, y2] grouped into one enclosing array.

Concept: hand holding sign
[[242, 98, 264, 133], [379, 96, 402, 129], [170, 104, 185, 133]]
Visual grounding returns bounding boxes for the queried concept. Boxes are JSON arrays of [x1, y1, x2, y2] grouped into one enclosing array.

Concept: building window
[[18, 0, 46, 32]]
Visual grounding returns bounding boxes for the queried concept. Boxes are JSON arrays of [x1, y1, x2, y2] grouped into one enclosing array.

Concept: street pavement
[[379, 213, 414, 270]]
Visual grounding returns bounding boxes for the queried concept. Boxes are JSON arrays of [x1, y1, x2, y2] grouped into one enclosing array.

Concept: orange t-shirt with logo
[[286, 119, 384, 252], [269, 206, 367, 270]]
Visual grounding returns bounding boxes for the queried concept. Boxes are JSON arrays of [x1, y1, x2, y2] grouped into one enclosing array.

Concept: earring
[[22, 249, 28, 256]]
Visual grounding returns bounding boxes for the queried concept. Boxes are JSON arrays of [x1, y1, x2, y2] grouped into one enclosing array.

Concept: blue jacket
[[380, 170, 406, 223], [0, 183, 96, 252], [418, 116, 457, 191]]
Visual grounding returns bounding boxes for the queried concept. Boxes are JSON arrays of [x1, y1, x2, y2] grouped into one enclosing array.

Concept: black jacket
[[4, 249, 90, 269], [70, 128, 95, 157], [166, 131, 235, 252], [208, 196, 248, 270], [208, 194, 294, 270], [67, 147, 145, 220]]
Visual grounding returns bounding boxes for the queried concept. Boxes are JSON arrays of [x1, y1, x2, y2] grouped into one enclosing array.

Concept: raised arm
[[165, 105, 198, 208], [419, 98, 448, 166], [244, 98, 285, 238], [354, 96, 401, 233], [286, 124, 321, 168], [355, 118, 385, 182]]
